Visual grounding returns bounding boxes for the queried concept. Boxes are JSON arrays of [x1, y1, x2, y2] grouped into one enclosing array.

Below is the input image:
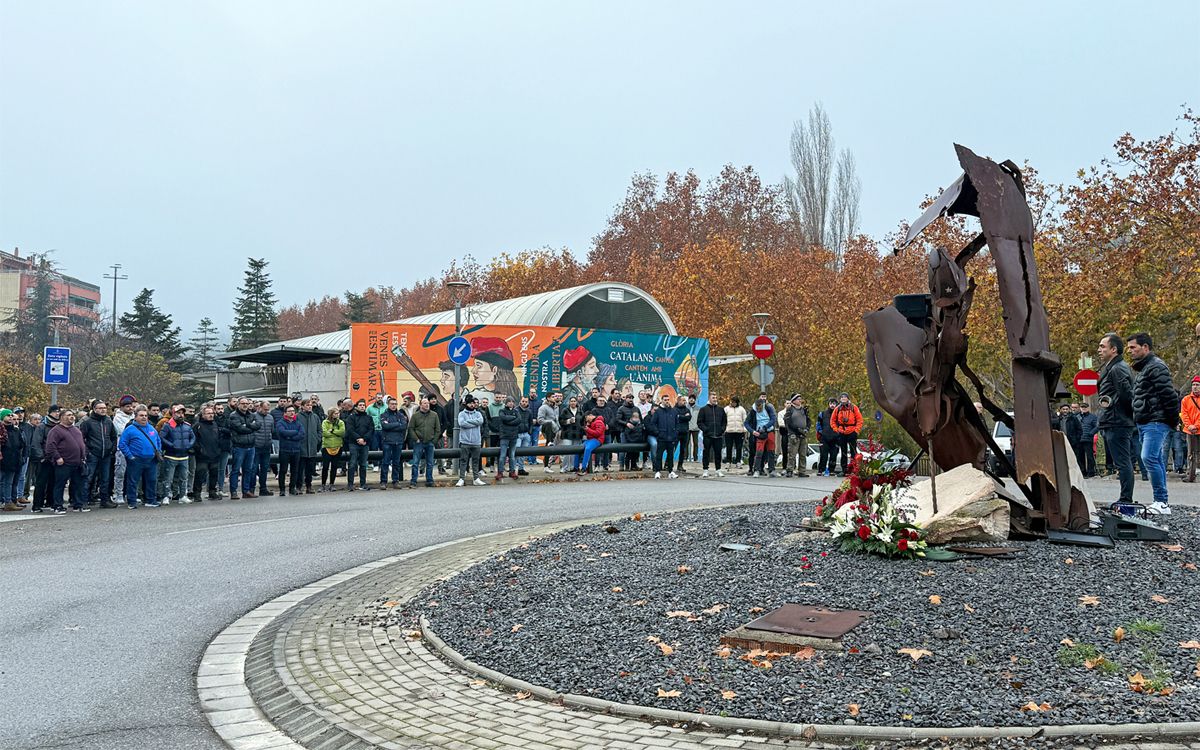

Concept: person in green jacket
[[407, 397, 441, 488], [319, 408, 346, 492]]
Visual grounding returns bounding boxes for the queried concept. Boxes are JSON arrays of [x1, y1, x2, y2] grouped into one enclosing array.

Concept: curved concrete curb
[[419, 615, 1200, 742], [196, 526, 532, 750], [200, 508, 1200, 749]]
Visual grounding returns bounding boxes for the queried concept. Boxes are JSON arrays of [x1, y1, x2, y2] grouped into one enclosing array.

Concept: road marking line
[[0, 513, 54, 523], [165, 513, 331, 536]]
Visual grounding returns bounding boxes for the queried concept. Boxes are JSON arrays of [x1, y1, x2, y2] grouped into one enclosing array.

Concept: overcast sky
[[2, 1, 1197, 339]]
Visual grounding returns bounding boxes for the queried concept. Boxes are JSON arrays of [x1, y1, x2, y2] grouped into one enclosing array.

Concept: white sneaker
[[544, 466, 555, 473], [161, 498, 170, 505], [654, 472, 662, 479], [456, 478, 465, 487], [473, 478, 486, 486], [752, 471, 761, 477], [702, 470, 710, 478], [179, 497, 192, 504], [669, 472, 678, 479], [717, 469, 725, 477], [1147, 501, 1172, 515]]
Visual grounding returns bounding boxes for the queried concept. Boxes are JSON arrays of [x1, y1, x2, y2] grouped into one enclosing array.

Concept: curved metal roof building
[[222, 283, 676, 364]]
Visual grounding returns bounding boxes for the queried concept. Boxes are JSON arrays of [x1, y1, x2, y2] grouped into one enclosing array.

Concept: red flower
[[801, 563, 812, 570], [814, 505, 825, 518], [820, 551, 829, 557], [857, 525, 871, 540], [897, 538, 909, 551], [800, 556, 809, 562]]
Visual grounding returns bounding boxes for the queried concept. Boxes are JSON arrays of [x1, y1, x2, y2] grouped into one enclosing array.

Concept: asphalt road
[[3, 471, 1194, 750], [0, 472, 824, 750]]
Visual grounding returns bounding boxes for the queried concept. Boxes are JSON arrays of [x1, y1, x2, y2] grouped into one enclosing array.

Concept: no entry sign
[[1073, 368, 1099, 396], [751, 335, 774, 360]]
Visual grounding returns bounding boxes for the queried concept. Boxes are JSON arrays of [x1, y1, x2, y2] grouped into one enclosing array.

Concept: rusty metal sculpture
[[865, 145, 1090, 536]]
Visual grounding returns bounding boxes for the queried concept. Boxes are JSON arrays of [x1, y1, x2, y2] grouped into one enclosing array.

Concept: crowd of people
[[0, 387, 873, 514], [0, 331, 1195, 516]]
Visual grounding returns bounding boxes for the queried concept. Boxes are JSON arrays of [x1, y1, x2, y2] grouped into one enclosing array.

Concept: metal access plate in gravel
[[406, 502, 1200, 729]]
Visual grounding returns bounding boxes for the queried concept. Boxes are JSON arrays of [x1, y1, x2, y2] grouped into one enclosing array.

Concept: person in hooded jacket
[[646, 393, 682, 478], [497, 396, 522, 479], [158, 405, 196, 503], [576, 412, 606, 475], [696, 392, 727, 477], [274, 404, 305, 495], [829, 393, 863, 476], [558, 396, 584, 472], [745, 394, 778, 477]]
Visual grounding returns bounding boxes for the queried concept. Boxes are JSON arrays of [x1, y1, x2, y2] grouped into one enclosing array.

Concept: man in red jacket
[[830, 392, 863, 477]]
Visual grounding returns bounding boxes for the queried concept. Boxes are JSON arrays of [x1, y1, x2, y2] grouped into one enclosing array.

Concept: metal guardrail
[[268, 442, 654, 465]]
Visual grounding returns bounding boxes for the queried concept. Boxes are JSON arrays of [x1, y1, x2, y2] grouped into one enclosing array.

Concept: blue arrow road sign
[[447, 336, 472, 366], [43, 346, 71, 385]]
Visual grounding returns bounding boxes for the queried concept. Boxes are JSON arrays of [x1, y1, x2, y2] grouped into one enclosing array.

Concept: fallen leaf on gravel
[[1151, 594, 1171, 604], [574, 544, 589, 550], [647, 635, 661, 643], [702, 603, 728, 615], [797, 582, 819, 587], [656, 688, 681, 698], [631, 513, 644, 521], [963, 604, 976, 614], [618, 670, 631, 678], [1020, 702, 1052, 712], [600, 552, 612, 557], [714, 646, 732, 659], [1185, 562, 1198, 571], [1157, 543, 1184, 552], [515, 691, 531, 700], [749, 606, 764, 614], [1084, 657, 1108, 670], [847, 703, 860, 717], [509, 565, 523, 572], [470, 679, 486, 686], [1064, 558, 1074, 565], [511, 624, 524, 633], [404, 631, 421, 640], [1060, 638, 1076, 647], [632, 599, 647, 606], [677, 565, 692, 575], [1194, 661, 1200, 678], [1078, 595, 1101, 606], [1179, 640, 1200, 649], [918, 569, 935, 577], [1128, 672, 1147, 685], [898, 648, 932, 661], [793, 646, 816, 660], [657, 642, 675, 656], [611, 587, 623, 593], [928, 595, 942, 605], [1113, 626, 1126, 643], [665, 610, 695, 618], [721, 690, 737, 700], [382, 600, 400, 607]]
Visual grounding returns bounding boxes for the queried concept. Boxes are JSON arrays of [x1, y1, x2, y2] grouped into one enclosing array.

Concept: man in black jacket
[[1097, 333, 1136, 503], [1077, 403, 1100, 478], [79, 401, 119, 508], [29, 408, 59, 512], [1128, 332, 1177, 514], [696, 392, 727, 477], [227, 398, 261, 499], [192, 406, 223, 501], [343, 399, 375, 491], [815, 399, 837, 476], [614, 394, 640, 471]]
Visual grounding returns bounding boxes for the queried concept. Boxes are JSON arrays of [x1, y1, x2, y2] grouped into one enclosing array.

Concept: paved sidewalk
[[200, 514, 1200, 750]]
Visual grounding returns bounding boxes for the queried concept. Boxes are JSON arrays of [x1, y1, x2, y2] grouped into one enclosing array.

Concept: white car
[[987, 414, 1014, 474]]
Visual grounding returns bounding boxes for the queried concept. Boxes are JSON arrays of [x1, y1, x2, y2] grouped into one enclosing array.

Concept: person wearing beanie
[[1180, 375, 1200, 483], [456, 394, 486, 487], [0, 408, 26, 511]]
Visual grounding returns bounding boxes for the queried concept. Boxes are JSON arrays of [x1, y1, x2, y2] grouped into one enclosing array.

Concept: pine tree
[[119, 288, 188, 364], [340, 291, 378, 330], [5, 253, 61, 357], [188, 317, 223, 370], [230, 257, 278, 350]]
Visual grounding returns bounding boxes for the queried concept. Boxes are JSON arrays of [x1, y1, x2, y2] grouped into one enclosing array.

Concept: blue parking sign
[[43, 346, 71, 385], [447, 336, 472, 366]]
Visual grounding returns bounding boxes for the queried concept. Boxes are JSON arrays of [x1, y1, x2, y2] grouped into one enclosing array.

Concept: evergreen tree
[[5, 253, 61, 357], [188, 316, 223, 370], [340, 291, 378, 330], [119, 288, 188, 364], [230, 257, 278, 350]]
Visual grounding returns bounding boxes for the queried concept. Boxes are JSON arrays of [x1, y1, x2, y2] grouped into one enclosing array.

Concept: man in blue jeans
[[1128, 332, 1177, 515], [408, 397, 441, 488], [1097, 333, 1136, 504], [117, 407, 162, 508], [226, 397, 261, 499], [379, 397, 408, 488]]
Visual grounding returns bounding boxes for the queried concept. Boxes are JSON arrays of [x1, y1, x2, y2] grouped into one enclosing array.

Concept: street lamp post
[[446, 280, 472, 454], [48, 314, 68, 406], [751, 312, 771, 395]]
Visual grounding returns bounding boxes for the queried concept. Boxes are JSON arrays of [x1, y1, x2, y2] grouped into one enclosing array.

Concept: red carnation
[[857, 525, 871, 540], [898, 538, 909, 551], [814, 505, 825, 518]]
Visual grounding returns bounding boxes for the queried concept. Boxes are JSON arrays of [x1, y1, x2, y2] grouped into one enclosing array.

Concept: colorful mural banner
[[349, 323, 709, 407]]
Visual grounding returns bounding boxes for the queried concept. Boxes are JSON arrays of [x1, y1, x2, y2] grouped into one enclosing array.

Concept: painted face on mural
[[473, 359, 496, 389], [439, 368, 455, 397], [580, 357, 599, 386]]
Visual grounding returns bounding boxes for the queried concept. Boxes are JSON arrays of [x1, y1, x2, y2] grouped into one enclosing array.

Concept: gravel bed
[[405, 502, 1200, 730]]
